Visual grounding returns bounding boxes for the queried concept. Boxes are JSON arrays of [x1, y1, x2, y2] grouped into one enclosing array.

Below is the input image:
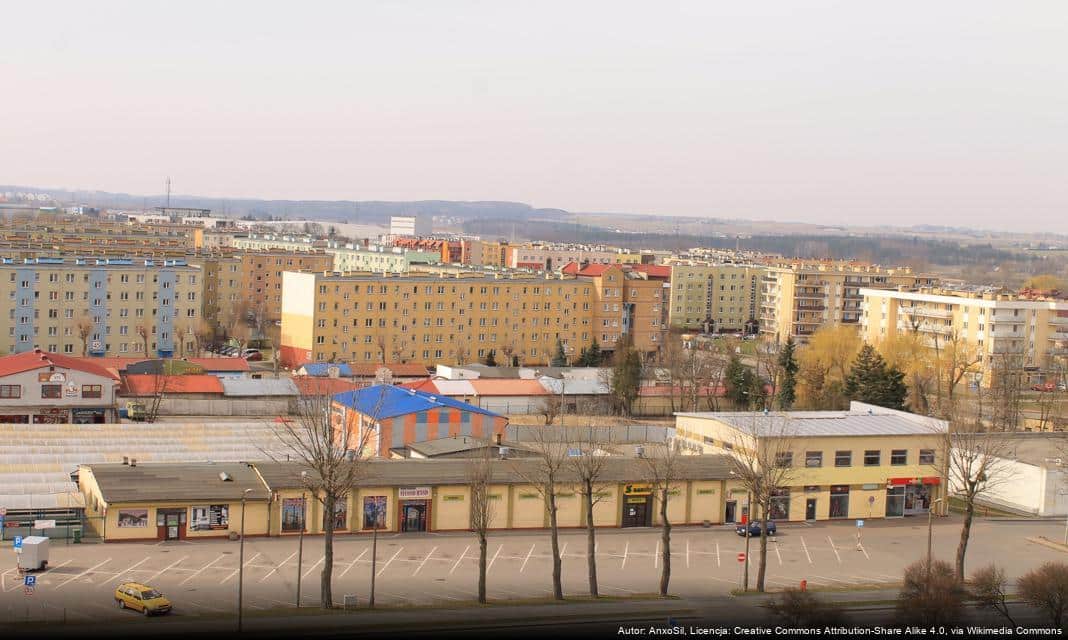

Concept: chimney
[[122, 456, 129, 465], [129, 458, 137, 467], [494, 433, 503, 445]]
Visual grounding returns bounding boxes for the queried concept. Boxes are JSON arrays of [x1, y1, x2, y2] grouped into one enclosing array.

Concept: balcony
[[904, 307, 953, 319], [917, 324, 953, 335], [1049, 316, 1068, 326], [1048, 330, 1068, 341]]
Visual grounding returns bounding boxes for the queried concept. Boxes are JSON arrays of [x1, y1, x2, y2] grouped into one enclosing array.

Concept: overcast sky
[[2, 1, 1067, 233]]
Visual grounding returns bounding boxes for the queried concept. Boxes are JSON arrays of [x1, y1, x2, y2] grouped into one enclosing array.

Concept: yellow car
[[114, 582, 172, 616]]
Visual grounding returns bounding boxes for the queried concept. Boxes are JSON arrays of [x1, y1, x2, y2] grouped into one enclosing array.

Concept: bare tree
[[971, 564, 1017, 626], [930, 331, 981, 414], [136, 323, 152, 358], [538, 395, 562, 426], [145, 373, 169, 423], [77, 314, 94, 357], [725, 414, 798, 592], [271, 380, 384, 609], [466, 439, 497, 603], [568, 427, 614, 597], [195, 320, 216, 357], [510, 427, 571, 600], [640, 441, 685, 596], [1018, 562, 1068, 628], [454, 340, 471, 365]]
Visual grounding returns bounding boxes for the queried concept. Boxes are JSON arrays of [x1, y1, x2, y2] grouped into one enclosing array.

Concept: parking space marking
[[302, 556, 324, 581], [339, 548, 368, 578], [91, 558, 149, 590], [858, 543, 870, 560], [377, 548, 402, 578], [413, 546, 438, 576], [450, 545, 471, 575], [654, 540, 660, 568], [809, 574, 858, 585], [621, 541, 629, 570], [602, 583, 639, 594], [715, 542, 720, 567], [486, 544, 502, 574], [221, 552, 260, 584], [142, 555, 190, 585], [180, 553, 227, 586], [188, 600, 228, 613], [826, 536, 842, 564], [799, 536, 813, 564], [56, 558, 113, 589], [260, 551, 297, 583], [520, 543, 535, 573], [774, 544, 782, 566], [6, 560, 73, 592]]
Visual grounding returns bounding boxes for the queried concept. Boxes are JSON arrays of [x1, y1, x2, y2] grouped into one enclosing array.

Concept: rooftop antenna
[[165, 176, 171, 208]]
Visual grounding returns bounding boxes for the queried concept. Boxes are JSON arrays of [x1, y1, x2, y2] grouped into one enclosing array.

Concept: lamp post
[[926, 497, 943, 581], [296, 470, 308, 608], [369, 500, 381, 608], [237, 487, 254, 633]]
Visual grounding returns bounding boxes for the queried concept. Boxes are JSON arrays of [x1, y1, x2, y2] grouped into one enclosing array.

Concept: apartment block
[[505, 243, 643, 271], [279, 264, 666, 368], [667, 261, 762, 332], [760, 261, 937, 342], [0, 257, 203, 357], [861, 286, 1068, 386]]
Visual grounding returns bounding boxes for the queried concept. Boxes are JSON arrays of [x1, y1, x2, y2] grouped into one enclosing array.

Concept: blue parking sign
[[856, 519, 865, 528], [24, 575, 36, 587], [13, 535, 22, 549]]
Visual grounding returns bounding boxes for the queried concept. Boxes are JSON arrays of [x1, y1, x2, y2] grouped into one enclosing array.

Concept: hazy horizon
[[3, 1, 1067, 233]]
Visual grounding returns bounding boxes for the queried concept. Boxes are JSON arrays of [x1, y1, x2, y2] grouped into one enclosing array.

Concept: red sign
[[737, 552, 746, 563]]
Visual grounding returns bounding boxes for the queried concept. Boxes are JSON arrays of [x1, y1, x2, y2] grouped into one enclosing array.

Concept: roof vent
[[130, 459, 137, 467], [122, 456, 129, 465], [219, 472, 233, 482], [498, 446, 510, 459]]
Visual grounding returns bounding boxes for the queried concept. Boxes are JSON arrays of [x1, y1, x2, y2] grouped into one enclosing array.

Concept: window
[[829, 485, 849, 519], [769, 489, 790, 520], [834, 451, 852, 467], [41, 384, 62, 399], [805, 451, 823, 468], [775, 452, 793, 468], [81, 384, 103, 399], [0, 385, 20, 399], [864, 450, 881, 466], [919, 449, 935, 465], [890, 449, 907, 466]]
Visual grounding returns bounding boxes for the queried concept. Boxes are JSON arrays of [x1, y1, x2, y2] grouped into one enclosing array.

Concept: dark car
[[736, 520, 776, 537]]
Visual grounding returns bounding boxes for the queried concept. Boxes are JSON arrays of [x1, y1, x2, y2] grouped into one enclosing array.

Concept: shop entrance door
[[158, 510, 186, 540], [724, 501, 737, 524], [805, 499, 817, 521], [622, 497, 651, 527], [400, 502, 427, 532]]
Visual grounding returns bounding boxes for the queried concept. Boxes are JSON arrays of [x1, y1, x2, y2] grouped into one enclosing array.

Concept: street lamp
[[369, 498, 382, 609], [237, 487, 255, 633], [296, 471, 308, 608]]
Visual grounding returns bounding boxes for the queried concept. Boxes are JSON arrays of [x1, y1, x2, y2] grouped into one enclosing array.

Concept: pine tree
[[586, 338, 602, 366], [725, 354, 750, 409], [610, 342, 643, 416], [844, 344, 908, 411], [551, 340, 568, 367], [777, 337, 799, 409], [484, 349, 497, 367]]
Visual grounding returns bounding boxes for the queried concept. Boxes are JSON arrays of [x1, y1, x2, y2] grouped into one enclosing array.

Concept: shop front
[[398, 487, 431, 532], [621, 482, 652, 527], [886, 477, 940, 517]]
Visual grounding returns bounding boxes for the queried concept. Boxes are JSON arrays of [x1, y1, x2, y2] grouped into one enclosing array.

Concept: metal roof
[[85, 462, 270, 503], [332, 385, 502, 420], [675, 403, 947, 438], [221, 377, 299, 396]]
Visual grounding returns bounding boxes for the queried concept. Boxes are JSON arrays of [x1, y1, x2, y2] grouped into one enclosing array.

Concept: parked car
[[1032, 382, 1057, 392], [242, 349, 263, 361], [115, 582, 172, 616], [222, 346, 238, 356], [736, 520, 777, 537]]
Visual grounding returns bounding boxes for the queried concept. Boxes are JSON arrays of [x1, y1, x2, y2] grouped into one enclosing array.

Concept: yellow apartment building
[[279, 265, 666, 368], [861, 286, 1068, 387], [667, 261, 763, 332], [505, 243, 644, 270], [760, 261, 938, 343], [674, 402, 948, 521], [1, 257, 203, 357]]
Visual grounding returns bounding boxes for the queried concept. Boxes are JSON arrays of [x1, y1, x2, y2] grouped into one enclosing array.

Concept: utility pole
[[369, 501, 380, 608], [165, 177, 171, 208], [743, 490, 752, 591], [237, 488, 254, 633], [296, 489, 306, 607]]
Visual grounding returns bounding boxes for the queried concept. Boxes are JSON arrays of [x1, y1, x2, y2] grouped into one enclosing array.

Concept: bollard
[[800, 579, 807, 592]]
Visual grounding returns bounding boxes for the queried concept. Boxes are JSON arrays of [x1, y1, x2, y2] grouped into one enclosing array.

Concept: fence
[[505, 424, 675, 444], [0, 508, 96, 543]]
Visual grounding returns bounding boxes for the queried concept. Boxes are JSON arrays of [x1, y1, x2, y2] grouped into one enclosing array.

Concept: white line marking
[[602, 583, 639, 593], [654, 539, 660, 568], [259, 551, 297, 583], [621, 541, 629, 570], [413, 546, 437, 576], [486, 544, 502, 573], [686, 539, 690, 569], [8, 560, 73, 592], [340, 548, 368, 578], [92, 558, 148, 590], [180, 553, 227, 585], [826, 536, 842, 564], [57, 558, 113, 589], [774, 544, 783, 566], [377, 548, 402, 577], [450, 545, 471, 575], [302, 556, 324, 581], [858, 543, 870, 560], [222, 552, 260, 584], [559, 541, 568, 560], [799, 536, 813, 564], [715, 541, 720, 567], [520, 543, 535, 573]]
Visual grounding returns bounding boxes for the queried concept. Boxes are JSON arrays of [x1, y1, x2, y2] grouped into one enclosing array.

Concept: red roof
[[293, 376, 364, 396], [0, 350, 119, 380], [561, 262, 581, 275], [631, 264, 672, 279], [400, 378, 437, 392], [121, 374, 225, 396]]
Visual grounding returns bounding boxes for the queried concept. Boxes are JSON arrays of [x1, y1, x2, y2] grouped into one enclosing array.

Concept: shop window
[[834, 450, 851, 467], [81, 385, 103, 399], [805, 451, 823, 468], [769, 489, 790, 520], [41, 384, 62, 399], [890, 450, 908, 466], [863, 450, 881, 466], [919, 449, 935, 465], [775, 452, 793, 468], [829, 486, 849, 519]]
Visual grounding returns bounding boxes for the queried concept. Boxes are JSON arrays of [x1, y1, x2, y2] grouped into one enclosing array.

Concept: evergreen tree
[[586, 338, 602, 366], [551, 340, 568, 367], [777, 337, 799, 409], [844, 344, 908, 411], [577, 346, 589, 366], [483, 349, 497, 367], [725, 354, 750, 408], [610, 335, 642, 416]]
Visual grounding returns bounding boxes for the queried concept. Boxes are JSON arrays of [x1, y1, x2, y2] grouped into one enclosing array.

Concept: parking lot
[[1, 517, 1063, 624]]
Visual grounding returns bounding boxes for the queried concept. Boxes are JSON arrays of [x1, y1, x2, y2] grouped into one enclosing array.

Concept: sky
[[2, 1, 1067, 233]]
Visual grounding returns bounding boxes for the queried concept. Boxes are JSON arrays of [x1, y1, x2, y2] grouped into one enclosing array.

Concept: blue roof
[[332, 384, 503, 420], [300, 363, 353, 377]]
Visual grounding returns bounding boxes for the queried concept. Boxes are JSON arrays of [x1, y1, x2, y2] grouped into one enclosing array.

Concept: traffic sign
[[856, 519, 865, 528], [13, 535, 22, 549], [737, 552, 746, 563], [34, 520, 56, 530], [24, 575, 36, 587], [0, 507, 6, 516], [24, 586, 34, 596]]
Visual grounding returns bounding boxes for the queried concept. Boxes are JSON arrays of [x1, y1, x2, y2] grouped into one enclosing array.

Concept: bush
[[766, 588, 848, 627], [971, 564, 1016, 626], [897, 559, 965, 627], [1018, 562, 1068, 628]]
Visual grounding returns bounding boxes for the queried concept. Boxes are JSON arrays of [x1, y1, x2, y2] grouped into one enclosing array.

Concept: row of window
[[776, 449, 936, 468], [0, 384, 103, 399]]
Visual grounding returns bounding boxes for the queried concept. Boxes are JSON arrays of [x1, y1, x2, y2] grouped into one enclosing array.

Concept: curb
[[1027, 536, 1068, 553]]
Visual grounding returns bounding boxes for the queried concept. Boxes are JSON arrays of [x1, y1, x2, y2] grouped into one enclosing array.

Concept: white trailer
[[17, 536, 49, 572]]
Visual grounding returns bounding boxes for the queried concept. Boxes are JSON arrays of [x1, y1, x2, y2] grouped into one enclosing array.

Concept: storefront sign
[[33, 520, 56, 530], [64, 381, 79, 397], [442, 495, 464, 502], [190, 505, 229, 531], [697, 489, 716, 496], [861, 483, 880, 491], [888, 477, 941, 487], [38, 372, 66, 383], [398, 487, 431, 500], [623, 483, 652, 496]]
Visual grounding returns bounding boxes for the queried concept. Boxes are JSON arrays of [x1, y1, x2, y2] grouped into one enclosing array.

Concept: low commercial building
[[674, 402, 948, 521], [0, 349, 120, 423]]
